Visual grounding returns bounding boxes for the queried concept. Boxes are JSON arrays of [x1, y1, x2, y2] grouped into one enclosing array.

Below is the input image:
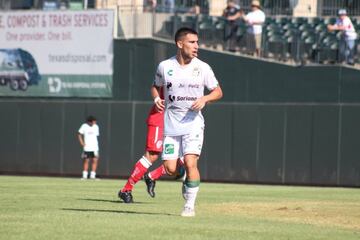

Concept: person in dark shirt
[[222, 0, 243, 52]]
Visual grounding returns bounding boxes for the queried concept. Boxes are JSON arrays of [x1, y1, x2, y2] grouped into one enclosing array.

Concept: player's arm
[[191, 86, 223, 111], [328, 21, 347, 31], [151, 85, 165, 112], [227, 11, 242, 21], [327, 24, 339, 31], [243, 13, 264, 25], [332, 24, 346, 31], [77, 133, 85, 147]]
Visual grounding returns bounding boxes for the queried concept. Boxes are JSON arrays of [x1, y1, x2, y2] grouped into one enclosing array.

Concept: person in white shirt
[[151, 27, 223, 217], [78, 116, 100, 179], [242, 0, 266, 57], [327, 9, 358, 65]]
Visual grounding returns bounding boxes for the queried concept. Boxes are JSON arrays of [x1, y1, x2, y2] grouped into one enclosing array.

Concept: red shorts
[[146, 125, 163, 152]]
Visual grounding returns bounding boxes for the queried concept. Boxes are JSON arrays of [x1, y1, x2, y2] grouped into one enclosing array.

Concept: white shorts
[[162, 129, 204, 160]]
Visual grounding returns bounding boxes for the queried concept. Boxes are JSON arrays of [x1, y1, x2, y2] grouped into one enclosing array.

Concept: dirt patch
[[205, 201, 360, 231]]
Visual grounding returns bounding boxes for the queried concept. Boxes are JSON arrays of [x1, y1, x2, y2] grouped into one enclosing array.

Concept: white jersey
[[154, 56, 219, 136], [78, 123, 99, 152], [246, 9, 266, 35]]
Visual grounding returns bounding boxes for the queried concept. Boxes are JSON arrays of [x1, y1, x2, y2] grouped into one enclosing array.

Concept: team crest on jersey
[[192, 67, 200, 77]]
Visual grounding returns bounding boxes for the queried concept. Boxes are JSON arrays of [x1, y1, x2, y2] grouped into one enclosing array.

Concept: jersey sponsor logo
[[169, 95, 176, 102], [167, 82, 172, 89], [177, 83, 199, 89], [188, 84, 200, 88], [192, 67, 200, 77], [164, 144, 174, 154], [168, 95, 197, 102], [176, 96, 197, 101], [167, 69, 173, 76]]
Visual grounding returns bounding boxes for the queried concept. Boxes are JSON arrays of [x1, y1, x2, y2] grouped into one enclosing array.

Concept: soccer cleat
[[118, 191, 134, 203], [144, 173, 156, 198], [181, 206, 195, 217]]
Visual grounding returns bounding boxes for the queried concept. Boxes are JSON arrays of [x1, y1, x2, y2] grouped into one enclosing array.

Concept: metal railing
[[320, 0, 360, 16], [152, 14, 360, 67], [242, 0, 293, 16], [0, 0, 95, 10], [0, 0, 359, 67]]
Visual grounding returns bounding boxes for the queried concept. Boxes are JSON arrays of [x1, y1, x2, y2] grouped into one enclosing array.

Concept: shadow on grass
[[62, 208, 176, 216], [78, 198, 150, 204]]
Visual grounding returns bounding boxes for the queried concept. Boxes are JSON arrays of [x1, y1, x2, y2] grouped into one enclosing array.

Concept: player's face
[[179, 33, 199, 59], [88, 120, 96, 126]]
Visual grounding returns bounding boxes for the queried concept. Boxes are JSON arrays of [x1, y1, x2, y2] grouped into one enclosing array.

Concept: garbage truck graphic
[[0, 49, 41, 91]]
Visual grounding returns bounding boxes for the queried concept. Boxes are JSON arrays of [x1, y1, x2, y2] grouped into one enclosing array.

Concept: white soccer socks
[[181, 180, 200, 217], [90, 171, 96, 179], [82, 171, 97, 179]]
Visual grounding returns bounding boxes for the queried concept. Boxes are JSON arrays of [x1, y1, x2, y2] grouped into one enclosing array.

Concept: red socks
[[149, 157, 184, 180], [148, 165, 167, 180], [121, 156, 152, 192]]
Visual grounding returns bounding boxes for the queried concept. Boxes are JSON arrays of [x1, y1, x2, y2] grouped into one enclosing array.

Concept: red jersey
[[146, 87, 164, 127]]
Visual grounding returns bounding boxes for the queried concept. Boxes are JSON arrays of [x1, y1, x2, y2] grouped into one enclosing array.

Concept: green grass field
[[0, 176, 359, 240]]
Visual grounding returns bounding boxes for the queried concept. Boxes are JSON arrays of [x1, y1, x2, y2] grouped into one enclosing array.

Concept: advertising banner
[[0, 10, 114, 97]]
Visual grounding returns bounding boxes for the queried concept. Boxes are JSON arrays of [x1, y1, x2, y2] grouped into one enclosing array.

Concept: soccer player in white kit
[[78, 116, 100, 179], [151, 27, 223, 217]]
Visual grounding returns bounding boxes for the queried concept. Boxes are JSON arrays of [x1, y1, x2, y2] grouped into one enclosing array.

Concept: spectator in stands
[[327, 9, 358, 65], [189, 0, 201, 15], [242, 0, 266, 57], [165, 0, 175, 13], [222, 0, 243, 52], [144, 0, 157, 12]]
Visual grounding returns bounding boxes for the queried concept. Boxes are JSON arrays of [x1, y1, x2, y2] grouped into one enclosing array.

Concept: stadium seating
[[158, 14, 360, 65]]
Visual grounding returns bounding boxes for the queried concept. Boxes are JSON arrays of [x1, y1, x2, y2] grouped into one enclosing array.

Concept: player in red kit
[[118, 88, 184, 203]]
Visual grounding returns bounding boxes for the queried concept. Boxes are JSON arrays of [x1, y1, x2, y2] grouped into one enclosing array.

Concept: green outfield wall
[[113, 38, 360, 103], [0, 100, 359, 187], [0, 38, 360, 186]]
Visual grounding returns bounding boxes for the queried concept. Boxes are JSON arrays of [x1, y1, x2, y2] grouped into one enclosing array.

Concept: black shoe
[[144, 173, 156, 198], [118, 190, 133, 203]]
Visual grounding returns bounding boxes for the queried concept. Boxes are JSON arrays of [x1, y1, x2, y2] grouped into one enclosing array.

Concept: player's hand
[[154, 97, 165, 112], [191, 97, 206, 111]]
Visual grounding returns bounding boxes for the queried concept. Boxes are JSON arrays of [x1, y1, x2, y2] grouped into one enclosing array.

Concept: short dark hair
[[86, 115, 96, 122], [174, 27, 198, 43]]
